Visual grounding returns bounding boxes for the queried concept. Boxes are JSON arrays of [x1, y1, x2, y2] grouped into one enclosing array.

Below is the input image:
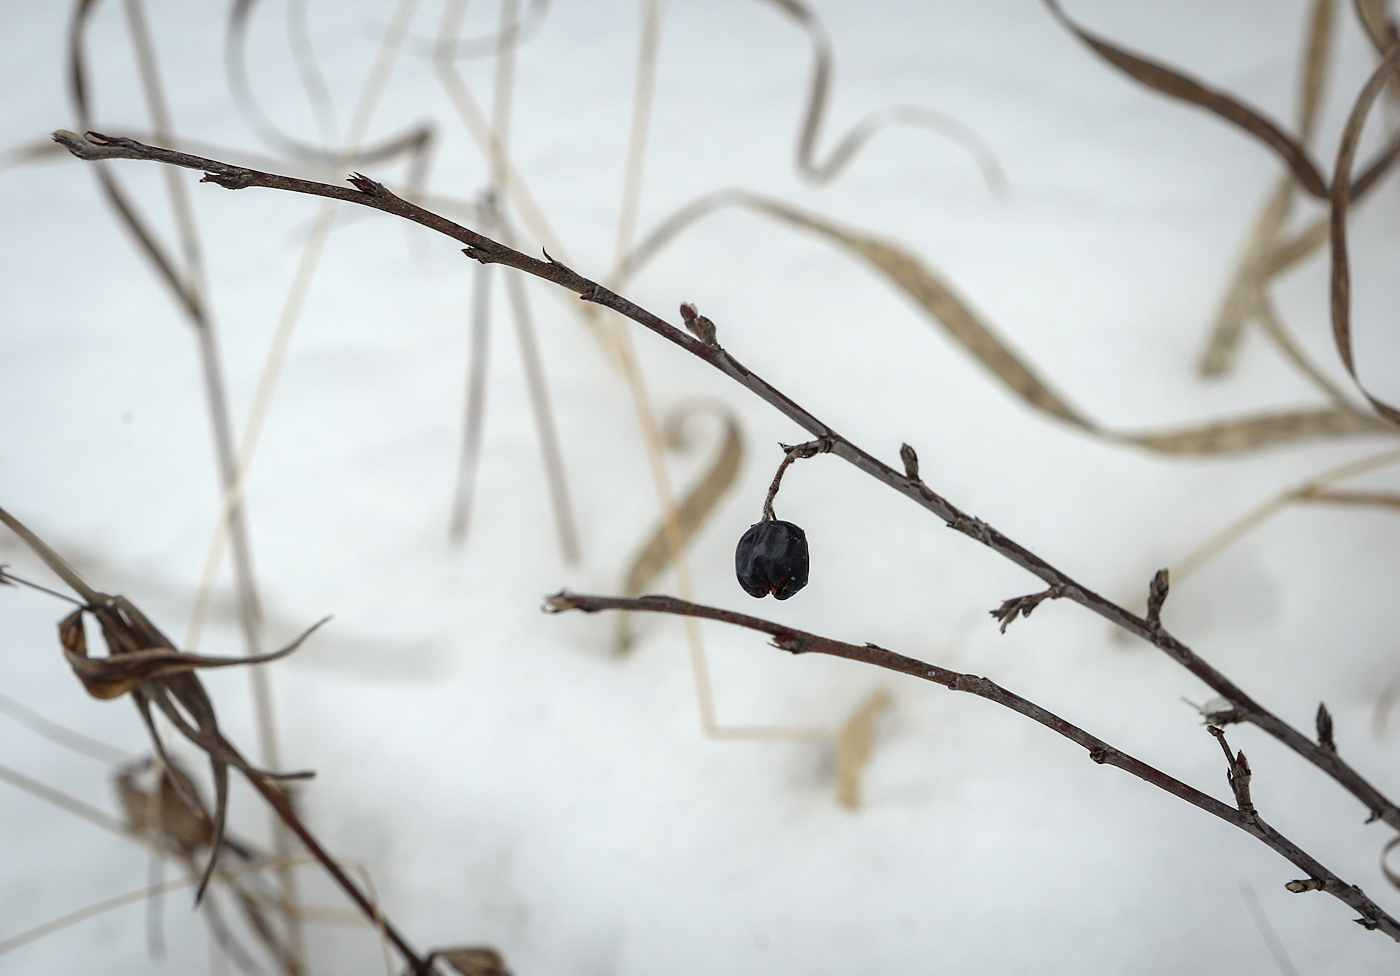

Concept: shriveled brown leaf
[[1198, 179, 1296, 378], [117, 757, 216, 863], [63, 621, 319, 700], [1040, 0, 1328, 198], [616, 401, 743, 652], [3, 506, 321, 905]]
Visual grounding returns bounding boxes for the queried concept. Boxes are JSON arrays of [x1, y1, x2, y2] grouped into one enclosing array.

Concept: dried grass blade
[[1356, 0, 1400, 52], [616, 403, 743, 652], [629, 193, 1395, 454], [0, 856, 315, 960], [286, 0, 338, 143], [1041, 0, 1328, 198], [1201, 0, 1333, 376], [1297, 489, 1400, 509], [0, 506, 103, 605], [1296, 0, 1337, 143], [0, 691, 135, 765], [0, 761, 129, 838], [226, 0, 435, 170], [1125, 408, 1391, 454], [66, 617, 329, 701], [449, 196, 497, 544], [1263, 217, 1329, 278], [758, 0, 1005, 191], [1253, 294, 1356, 410], [1172, 444, 1400, 587], [739, 195, 1097, 429], [1329, 43, 1400, 427], [1349, 128, 1400, 199], [1197, 179, 1295, 378]]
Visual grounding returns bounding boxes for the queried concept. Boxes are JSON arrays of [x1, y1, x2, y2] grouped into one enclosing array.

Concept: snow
[[2, 1, 1399, 973]]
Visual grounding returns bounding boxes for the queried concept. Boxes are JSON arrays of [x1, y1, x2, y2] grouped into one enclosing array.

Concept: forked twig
[[546, 590, 1400, 938]]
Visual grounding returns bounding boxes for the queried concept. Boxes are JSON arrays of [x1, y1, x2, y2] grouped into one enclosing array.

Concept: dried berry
[[735, 519, 809, 599]]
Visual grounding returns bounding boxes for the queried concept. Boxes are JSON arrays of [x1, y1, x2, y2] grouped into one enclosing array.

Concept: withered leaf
[[1040, 0, 1328, 198], [1329, 44, 1400, 429]]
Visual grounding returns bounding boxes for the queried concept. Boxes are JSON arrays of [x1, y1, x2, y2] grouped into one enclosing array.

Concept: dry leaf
[[1040, 0, 1328, 197], [1328, 44, 1400, 429], [2, 505, 322, 904]]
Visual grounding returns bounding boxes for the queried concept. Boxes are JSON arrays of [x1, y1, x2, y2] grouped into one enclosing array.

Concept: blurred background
[[3, 1, 1400, 972]]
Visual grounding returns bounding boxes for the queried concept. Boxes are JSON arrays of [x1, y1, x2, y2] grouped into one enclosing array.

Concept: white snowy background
[[3, 1, 1400, 973]]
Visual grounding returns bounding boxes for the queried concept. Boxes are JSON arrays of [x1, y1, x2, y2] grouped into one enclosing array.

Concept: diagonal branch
[[547, 590, 1400, 940], [49, 129, 1400, 836]]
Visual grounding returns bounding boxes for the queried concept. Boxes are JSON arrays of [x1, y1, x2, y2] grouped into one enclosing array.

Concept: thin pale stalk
[[449, 197, 496, 543], [499, 218, 580, 562]]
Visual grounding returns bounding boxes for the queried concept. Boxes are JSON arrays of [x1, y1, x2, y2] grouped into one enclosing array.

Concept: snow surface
[[3, 1, 1400, 973]]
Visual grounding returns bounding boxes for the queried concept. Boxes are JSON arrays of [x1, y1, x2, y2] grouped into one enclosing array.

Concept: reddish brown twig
[[547, 590, 1400, 938], [50, 129, 1400, 839]]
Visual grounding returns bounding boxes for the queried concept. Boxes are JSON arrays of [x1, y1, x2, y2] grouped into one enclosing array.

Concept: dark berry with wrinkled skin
[[735, 520, 809, 599]]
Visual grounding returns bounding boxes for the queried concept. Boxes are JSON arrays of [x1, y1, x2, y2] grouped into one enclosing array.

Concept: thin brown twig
[[761, 438, 831, 521], [50, 128, 1400, 835], [546, 590, 1400, 939]]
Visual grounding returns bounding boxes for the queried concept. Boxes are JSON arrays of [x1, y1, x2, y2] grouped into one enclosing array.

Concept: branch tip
[[543, 590, 583, 613], [989, 584, 1065, 632]]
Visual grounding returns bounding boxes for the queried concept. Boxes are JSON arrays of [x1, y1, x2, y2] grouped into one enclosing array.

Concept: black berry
[[735, 520, 809, 599]]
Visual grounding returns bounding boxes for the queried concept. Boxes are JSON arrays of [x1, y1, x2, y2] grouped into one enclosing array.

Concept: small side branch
[[544, 589, 1400, 942], [990, 585, 1066, 633], [1210, 725, 1258, 823], [762, 437, 832, 521]]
